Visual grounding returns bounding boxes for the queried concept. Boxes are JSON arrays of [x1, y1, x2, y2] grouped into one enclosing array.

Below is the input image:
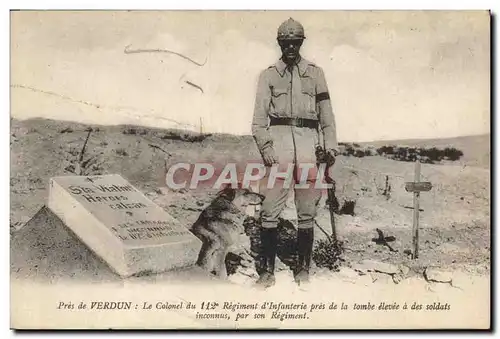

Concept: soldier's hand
[[262, 147, 278, 166], [325, 149, 338, 167]]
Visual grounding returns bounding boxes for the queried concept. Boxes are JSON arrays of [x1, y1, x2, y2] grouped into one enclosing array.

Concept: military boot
[[255, 227, 278, 288], [295, 227, 314, 286]]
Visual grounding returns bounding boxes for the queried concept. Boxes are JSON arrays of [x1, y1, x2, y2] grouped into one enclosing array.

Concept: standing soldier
[[252, 18, 339, 288]]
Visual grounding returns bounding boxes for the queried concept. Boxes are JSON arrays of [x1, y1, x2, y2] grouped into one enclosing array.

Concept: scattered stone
[[357, 274, 373, 286], [403, 249, 413, 258], [237, 234, 252, 253], [332, 267, 359, 283], [236, 266, 259, 279], [10, 215, 32, 233], [392, 273, 403, 284], [451, 271, 470, 290], [426, 282, 452, 293], [240, 259, 253, 268], [228, 272, 254, 286], [438, 243, 470, 254], [347, 216, 364, 228], [370, 272, 391, 284], [338, 266, 359, 279], [144, 191, 159, 199], [180, 205, 204, 212], [424, 267, 453, 283], [358, 259, 399, 275], [59, 127, 73, 133], [398, 264, 410, 276], [477, 266, 487, 274], [352, 263, 369, 275], [155, 187, 172, 196], [275, 257, 288, 272], [153, 188, 164, 195]]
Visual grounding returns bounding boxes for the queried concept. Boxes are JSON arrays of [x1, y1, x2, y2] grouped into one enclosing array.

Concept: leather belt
[[269, 117, 318, 129]]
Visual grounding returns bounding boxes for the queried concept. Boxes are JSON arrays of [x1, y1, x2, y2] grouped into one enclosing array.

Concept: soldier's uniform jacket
[[252, 57, 338, 172]]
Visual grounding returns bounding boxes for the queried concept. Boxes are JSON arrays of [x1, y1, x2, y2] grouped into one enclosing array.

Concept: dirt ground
[[10, 118, 491, 286]]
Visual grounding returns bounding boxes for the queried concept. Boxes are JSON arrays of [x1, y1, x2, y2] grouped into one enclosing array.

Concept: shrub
[[377, 145, 395, 155], [312, 237, 344, 271], [344, 145, 355, 156], [365, 147, 376, 156], [59, 127, 73, 133], [115, 148, 128, 156], [354, 149, 365, 158], [377, 145, 463, 163], [161, 130, 210, 143], [423, 147, 441, 162], [339, 199, 356, 216], [419, 156, 433, 164], [122, 127, 148, 135], [122, 127, 137, 135], [444, 147, 463, 161], [68, 146, 80, 156]]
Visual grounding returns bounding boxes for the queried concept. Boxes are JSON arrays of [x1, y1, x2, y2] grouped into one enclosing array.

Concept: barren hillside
[[10, 118, 490, 279], [362, 134, 490, 169]]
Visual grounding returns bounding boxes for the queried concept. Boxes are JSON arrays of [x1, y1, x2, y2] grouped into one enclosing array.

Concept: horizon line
[[10, 116, 490, 144]]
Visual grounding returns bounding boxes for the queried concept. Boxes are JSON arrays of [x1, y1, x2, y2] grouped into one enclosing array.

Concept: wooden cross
[[405, 160, 432, 259]]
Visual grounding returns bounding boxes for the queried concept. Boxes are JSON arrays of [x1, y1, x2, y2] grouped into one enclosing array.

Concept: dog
[[190, 186, 265, 279]]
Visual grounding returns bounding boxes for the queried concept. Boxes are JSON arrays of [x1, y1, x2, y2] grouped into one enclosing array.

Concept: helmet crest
[[277, 18, 306, 40]]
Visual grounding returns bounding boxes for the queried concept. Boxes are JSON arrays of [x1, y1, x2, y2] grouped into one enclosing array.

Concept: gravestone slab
[[47, 174, 202, 277]]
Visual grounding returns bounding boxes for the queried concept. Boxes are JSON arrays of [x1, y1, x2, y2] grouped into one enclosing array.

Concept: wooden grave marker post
[[405, 160, 433, 259]]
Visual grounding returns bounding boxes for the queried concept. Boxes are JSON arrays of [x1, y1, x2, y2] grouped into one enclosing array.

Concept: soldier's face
[[278, 39, 303, 62]]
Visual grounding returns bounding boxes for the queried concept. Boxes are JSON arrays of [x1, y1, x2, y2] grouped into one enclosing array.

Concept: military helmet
[[277, 18, 305, 40]]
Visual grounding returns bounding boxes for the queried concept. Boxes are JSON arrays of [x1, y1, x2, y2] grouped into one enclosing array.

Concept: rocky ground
[[10, 118, 491, 292]]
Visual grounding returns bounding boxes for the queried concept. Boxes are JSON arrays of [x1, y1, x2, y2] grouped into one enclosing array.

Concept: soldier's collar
[[274, 57, 310, 77]]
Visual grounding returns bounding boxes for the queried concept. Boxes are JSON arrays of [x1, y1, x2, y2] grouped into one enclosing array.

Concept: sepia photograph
[[9, 9, 491, 329]]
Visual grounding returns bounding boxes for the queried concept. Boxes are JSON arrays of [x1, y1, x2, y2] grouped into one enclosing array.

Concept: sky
[[11, 10, 490, 142]]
